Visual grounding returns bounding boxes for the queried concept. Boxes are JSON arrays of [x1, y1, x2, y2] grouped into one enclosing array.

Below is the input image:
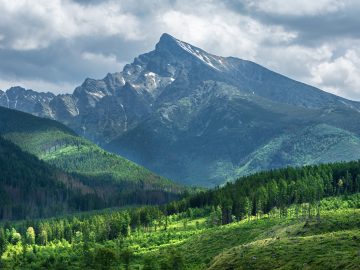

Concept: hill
[[0, 136, 107, 220], [3, 34, 360, 187], [0, 107, 185, 219]]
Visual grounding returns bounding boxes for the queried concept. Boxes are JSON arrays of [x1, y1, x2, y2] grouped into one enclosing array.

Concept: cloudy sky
[[1, 0, 360, 100]]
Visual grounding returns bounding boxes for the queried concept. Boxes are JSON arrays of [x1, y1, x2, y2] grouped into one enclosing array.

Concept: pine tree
[[25, 227, 35, 246], [244, 197, 251, 221], [120, 248, 133, 270], [39, 229, 48, 246], [0, 227, 7, 255]]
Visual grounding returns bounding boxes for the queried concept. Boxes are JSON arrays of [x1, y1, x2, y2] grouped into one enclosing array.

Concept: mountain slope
[[1, 157, 360, 269], [3, 33, 360, 186], [0, 107, 184, 210], [108, 80, 360, 186], [105, 35, 360, 186], [0, 136, 108, 220]]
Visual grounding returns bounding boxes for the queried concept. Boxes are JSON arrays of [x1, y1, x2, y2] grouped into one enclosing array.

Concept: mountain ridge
[[2, 33, 360, 186]]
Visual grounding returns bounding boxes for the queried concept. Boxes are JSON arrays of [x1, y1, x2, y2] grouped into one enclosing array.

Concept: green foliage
[[119, 248, 133, 270], [0, 136, 111, 220], [0, 106, 75, 137], [9, 229, 21, 245], [143, 256, 158, 270], [208, 230, 360, 270], [160, 248, 185, 270], [1, 109, 360, 270], [39, 230, 48, 246], [1, 194, 359, 269], [0, 106, 182, 191], [25, 227, 35, 246], [207, 206, 222, 227], [186, 160, 360, 224], [94, 247, 116, 270], [0, 227, 7, 255], [0, 107, 186, 220]]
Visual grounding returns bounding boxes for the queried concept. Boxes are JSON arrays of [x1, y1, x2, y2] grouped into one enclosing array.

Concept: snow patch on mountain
[[174, 39, 226, 71], [89, 91, 106, 99], [5, 93, 10, 108], [120, 103, 128, 131]]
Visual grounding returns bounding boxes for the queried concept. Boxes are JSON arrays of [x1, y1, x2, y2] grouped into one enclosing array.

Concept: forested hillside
[[0, 136, 106, 220], [0, 107, 186, 220], [0, 161, 359, 269], [184, 161, 360, 223], [0, 106, 181, 190]]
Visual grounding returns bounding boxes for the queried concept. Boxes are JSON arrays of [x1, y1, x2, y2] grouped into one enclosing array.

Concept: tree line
[[185, 161, 360, 224], [0, 136, 182, 221], [1, 160, 360, 269], [2, 160, 360, 247]]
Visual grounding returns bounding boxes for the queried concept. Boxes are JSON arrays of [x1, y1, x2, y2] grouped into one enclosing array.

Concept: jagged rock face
[[73, 83, 153, 142], [3, 33, 360, 186], [0, 86, 55, 117], [49, 94, 79, 122]]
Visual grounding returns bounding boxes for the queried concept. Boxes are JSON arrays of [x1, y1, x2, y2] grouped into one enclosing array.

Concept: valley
[[1, 30, 360, 270]]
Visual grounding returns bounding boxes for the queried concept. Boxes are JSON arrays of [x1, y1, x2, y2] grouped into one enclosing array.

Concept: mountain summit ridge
[[155, 33, 229, 72], [2, 33, 360, 186], [2, 33, 359, 121]]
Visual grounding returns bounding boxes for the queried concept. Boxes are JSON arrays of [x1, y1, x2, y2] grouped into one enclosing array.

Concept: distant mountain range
[[2, 33, 360, 187]]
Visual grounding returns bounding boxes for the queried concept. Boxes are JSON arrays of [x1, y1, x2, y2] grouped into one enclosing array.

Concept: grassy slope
[[207, 209, 360, 270], [0, 107, 181, 191], [139, 209, 360, 270], [2, 195, 358, 269], [209, 230, 359, 270], [124, 194, 360, 269]]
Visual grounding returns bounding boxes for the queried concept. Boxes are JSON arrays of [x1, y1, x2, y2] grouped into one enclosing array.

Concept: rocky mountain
[[2, 33, 360, 187], [0, 86, 55, 117]]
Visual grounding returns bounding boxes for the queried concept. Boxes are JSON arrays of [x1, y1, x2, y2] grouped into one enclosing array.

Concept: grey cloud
[[224, 0, 360, 46], [0, 37, 128, 86], [72, 0, 106, 4], [0, 0, 359, 100]]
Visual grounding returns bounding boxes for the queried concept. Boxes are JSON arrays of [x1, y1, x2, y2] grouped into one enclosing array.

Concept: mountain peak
[[156, 33, 201, 54], [8, 86, 26, 92], [155, 33, 181, 52], [155, 33, 227, 71], [159, 33, 176, 41]]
